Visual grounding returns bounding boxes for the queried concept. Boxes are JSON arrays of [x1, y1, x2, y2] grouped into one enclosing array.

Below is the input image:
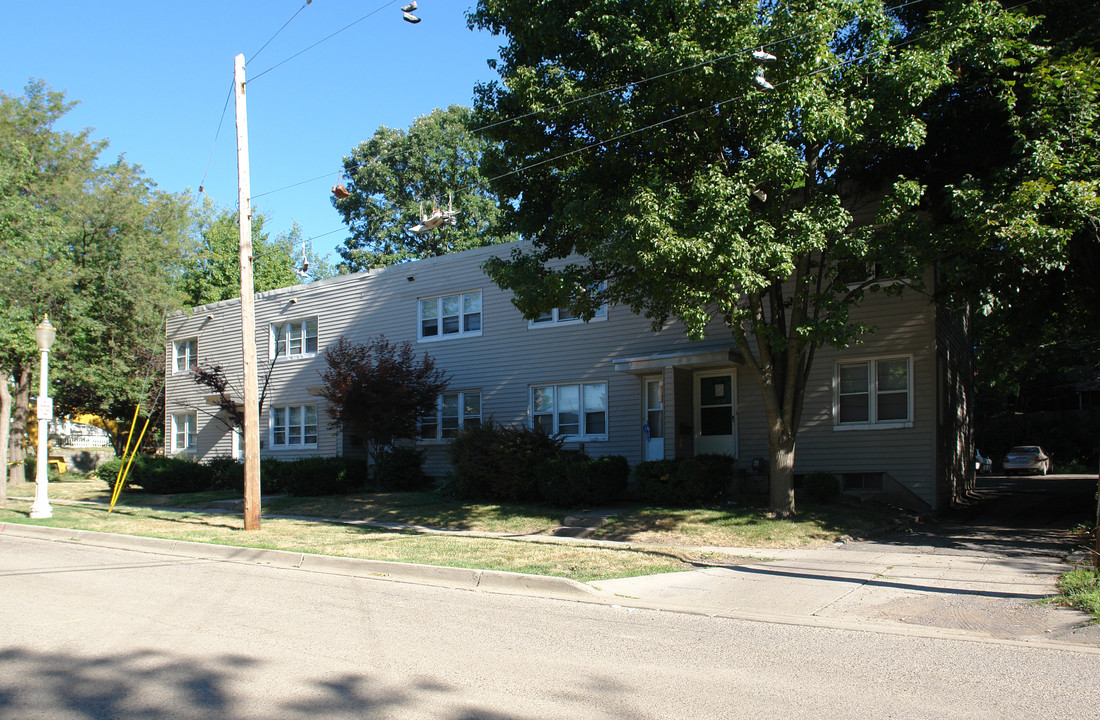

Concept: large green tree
[[470, 0, 1036, 515], [1, 81, 192, 480], [180, 198, 331, 307], [334, 105, 511, 271]]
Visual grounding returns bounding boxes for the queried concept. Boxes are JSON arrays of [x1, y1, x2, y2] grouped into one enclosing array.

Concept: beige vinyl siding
[[793, 280, 939, 507], [165, 240, 959, 509]]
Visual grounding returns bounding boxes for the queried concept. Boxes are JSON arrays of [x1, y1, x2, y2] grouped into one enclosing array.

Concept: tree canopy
[[1, 81, 191, 418], [180, 198, 333, 308], [334, 105, 512, 272], [469, 0, 1048, 514], [1, 81, 193, 478]]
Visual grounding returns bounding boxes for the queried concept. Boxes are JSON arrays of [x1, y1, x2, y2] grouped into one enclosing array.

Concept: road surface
[[3, 533, 1098, 719]]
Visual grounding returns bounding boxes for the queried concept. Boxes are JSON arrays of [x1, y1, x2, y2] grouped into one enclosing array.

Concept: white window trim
[[172, 412, 197, 453], [833, 356, 914, 430], [418, 290, 483, 342], [528, 283, 609, 328], [269, 404, 320, 449], [173, 339, 197, 375], [420, 390, 482, 443], [270, 318, 318, 360], [528, 304, 608, 328], [529, 381, 609, 441]]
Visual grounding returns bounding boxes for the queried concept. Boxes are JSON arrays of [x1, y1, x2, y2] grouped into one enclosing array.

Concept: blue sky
[[0, 1, 503, 262]]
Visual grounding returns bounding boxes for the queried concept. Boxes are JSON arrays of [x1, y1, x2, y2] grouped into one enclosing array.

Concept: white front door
[[644, 377, 664, 461], [694, 370, 737, 457]]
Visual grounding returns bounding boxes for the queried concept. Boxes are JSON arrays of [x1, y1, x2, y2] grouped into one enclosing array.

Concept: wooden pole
[[234, 53, 261, 530]]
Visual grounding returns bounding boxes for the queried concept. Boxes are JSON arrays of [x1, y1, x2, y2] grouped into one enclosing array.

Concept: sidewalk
[[589, 542, 1100, 648], [4, 512, 1098, 651]]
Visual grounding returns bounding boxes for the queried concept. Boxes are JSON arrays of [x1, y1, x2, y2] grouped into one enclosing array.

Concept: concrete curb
[[0, 521, 598, 600]]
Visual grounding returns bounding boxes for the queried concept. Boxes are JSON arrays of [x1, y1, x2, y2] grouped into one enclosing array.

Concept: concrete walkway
[[589, 541, 1100, 647]]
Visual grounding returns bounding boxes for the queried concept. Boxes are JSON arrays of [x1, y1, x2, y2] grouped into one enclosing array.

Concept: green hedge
[[448, 422, 630, 506], [372, 444, 430, 491], [447, 422, 564, 501], [98, 455, 369, 496], [634, 454, 734, 506], [536, 452, 630, 507], [98, 456, 215, 494]]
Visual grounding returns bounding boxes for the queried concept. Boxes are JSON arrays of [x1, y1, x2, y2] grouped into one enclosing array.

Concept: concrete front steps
[[552, 510, 618, 538]]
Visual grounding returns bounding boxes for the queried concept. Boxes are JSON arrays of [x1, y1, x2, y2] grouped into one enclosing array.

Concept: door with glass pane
[[694, 370, 737, 457], [644, 377, 664, 461]]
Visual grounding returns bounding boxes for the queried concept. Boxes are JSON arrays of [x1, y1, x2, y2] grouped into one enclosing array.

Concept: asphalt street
[[2, 522, 1099, 719]]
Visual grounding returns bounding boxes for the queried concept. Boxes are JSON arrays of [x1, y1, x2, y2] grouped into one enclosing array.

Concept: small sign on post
[[36, 397, 53, 421]]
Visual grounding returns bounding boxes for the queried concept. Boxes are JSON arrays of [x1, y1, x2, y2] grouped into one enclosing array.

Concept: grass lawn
[[2, 477, 909, 581]]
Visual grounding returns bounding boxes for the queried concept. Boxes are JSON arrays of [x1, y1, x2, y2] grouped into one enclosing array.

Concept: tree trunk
[[0, 370, 10, 504], [7, 364, 30, 485], [767, 419, 797, 517]]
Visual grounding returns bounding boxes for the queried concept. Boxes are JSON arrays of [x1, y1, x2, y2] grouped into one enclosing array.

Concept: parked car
[[974, 450, 992, 475], [1003, 446, 1052, 476]]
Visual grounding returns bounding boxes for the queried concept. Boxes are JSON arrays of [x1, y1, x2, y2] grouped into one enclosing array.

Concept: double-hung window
[[836, 357, 912, 428], [272, 318, 318, 359], [530, 284, 608, 327], [419, 291, 482, 340], [173, 339, 197, 374], [172, 412, 196, 452], [531, 382, 608, 440], [271, 404, 319, 447], [421, 391, 481, 440]]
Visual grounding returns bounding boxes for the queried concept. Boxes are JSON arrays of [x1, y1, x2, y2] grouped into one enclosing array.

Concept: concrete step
[[552, 510, 618, 539]]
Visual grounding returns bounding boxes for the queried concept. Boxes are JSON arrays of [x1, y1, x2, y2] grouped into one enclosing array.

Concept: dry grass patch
[[595, 503, 901, 548], [0, 500, 687, 583]]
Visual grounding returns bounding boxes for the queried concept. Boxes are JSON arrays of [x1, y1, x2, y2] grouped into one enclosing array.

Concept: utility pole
[[234, 53, 261, 530]]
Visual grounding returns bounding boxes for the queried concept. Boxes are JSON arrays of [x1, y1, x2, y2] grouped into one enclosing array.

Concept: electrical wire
[[250, 0, 942, 199], [248, 0, 402, 83], [197, 0, 317, 194]]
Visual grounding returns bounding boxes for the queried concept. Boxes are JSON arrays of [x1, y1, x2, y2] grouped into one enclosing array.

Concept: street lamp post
[[29, 315, 56, 519]]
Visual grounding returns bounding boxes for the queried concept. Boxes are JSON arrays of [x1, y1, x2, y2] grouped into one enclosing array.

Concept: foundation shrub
[[448, 422, 564, 501], [271, 456, 368, 496], [634, 454, 733, 506], [98, 455, 215, 494], [536, 452, 629, 507], [372, 444, 430, 491], [632, 459, 680, 505], [208, 456, 245, 491]]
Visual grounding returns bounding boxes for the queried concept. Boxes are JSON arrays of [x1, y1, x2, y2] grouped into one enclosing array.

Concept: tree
[[470, 0, 1035, 515], [180, 198, 330, 307], [334, 105, 512, 272], [319, 336, 449, 464], [0, 81, 192, 481]]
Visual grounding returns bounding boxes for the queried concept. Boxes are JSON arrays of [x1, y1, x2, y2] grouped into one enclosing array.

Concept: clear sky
[[0, 1, 504, 263]]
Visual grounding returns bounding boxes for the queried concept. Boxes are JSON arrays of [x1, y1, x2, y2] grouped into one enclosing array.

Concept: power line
[[250, 0, 941, 199], [198, 1, 318, 194], [248, 0, 401, 83]]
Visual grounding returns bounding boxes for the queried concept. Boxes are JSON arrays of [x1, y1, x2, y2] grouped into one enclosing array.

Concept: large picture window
[[531, 382, 608, 439], [272, 318, 318, 359], [836, 357, 912, 428], [421, 391, 481, 440], [419, 291, 481, 340], [271, 404, 319, 447], [173, 339, 197, 374], [172, 412, 196, 452]]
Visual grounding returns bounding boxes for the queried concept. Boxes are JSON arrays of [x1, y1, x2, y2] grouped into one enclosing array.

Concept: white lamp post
[[29, 315, 56, 519]]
